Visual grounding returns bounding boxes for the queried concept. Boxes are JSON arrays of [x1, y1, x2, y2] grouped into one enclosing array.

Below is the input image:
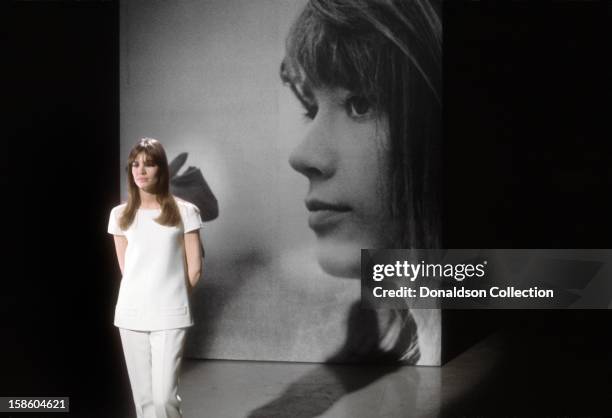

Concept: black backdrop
[[442, 2, 612, 416], [4, 1, 611, 417], [5, 2, 126, 416]]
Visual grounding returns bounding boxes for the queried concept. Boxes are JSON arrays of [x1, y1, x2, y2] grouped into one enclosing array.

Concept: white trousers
[[119, 328, 187, 418]]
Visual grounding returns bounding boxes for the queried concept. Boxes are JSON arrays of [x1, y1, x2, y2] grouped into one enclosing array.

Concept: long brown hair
[[119, 138, 181, 230]]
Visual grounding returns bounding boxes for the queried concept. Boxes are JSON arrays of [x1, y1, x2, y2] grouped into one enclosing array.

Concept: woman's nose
[[289, 118, 336, 180]]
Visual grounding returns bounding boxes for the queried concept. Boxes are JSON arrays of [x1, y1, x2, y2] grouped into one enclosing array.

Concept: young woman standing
[[108, 138, 203, 418]]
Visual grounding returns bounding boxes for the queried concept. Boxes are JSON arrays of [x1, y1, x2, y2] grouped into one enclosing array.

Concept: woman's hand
[[184, 231, 202, 290], [112, 235, 128, 276]]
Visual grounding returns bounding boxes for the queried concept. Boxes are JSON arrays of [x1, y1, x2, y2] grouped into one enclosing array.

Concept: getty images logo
[[372, 260, 488, 282]]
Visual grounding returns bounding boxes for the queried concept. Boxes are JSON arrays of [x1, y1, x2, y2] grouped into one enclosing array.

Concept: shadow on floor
[[247, 302, 420, 417]]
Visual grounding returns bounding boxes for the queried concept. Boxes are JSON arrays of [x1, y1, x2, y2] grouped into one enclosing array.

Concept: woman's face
[[289, 85, 396, 278], [131, 152, 159, 192]]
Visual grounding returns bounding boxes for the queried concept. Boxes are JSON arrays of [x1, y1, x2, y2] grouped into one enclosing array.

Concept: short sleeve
[[107, 206, 126, 236], [183, 203, 203, 233]]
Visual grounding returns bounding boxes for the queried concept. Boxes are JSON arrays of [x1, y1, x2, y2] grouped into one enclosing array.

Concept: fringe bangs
[[283, 1, 384, 103]]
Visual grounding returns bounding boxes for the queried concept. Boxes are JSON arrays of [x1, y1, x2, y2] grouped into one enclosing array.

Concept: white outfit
[[108, 199, 203, 418], [119, 328, 187, 418], [108, 200, 202, 330]]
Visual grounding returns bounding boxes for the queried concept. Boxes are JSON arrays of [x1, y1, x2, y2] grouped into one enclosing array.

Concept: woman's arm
[[184, 231, 202, 292], [112, 235, 128, 275]]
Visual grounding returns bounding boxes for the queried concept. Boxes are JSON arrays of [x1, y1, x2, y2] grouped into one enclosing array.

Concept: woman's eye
[[345, 96, 372, 118]]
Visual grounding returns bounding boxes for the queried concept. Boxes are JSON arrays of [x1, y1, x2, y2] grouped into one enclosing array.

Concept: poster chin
[[5, 1, 612, 417]]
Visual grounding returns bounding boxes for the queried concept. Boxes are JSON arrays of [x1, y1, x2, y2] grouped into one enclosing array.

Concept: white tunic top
[[107, 199, 203, 331]]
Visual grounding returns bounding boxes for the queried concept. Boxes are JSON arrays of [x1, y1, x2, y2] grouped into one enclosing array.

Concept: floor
[[177, 333, 501, 418], [116, 312, 612, 417]]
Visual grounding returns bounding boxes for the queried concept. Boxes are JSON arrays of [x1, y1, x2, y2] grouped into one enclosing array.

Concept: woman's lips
[[305, 199, 351, 232]]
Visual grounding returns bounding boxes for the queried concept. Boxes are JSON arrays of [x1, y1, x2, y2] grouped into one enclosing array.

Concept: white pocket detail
[[162, 306, 187, 316]]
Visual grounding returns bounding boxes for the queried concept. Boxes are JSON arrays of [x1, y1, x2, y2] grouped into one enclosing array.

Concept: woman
[[108, 138, 203, 418], [280, 0, 441, 363]]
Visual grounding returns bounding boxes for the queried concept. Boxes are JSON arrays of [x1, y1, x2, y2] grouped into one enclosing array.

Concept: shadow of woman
[[247, 301, 421, 418]]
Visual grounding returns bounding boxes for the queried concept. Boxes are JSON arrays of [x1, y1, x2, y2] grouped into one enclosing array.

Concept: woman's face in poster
[[289, 85, 396, 278]]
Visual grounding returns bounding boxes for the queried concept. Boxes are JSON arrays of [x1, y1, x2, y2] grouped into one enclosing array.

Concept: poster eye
[[346, 96, 372, 118]]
